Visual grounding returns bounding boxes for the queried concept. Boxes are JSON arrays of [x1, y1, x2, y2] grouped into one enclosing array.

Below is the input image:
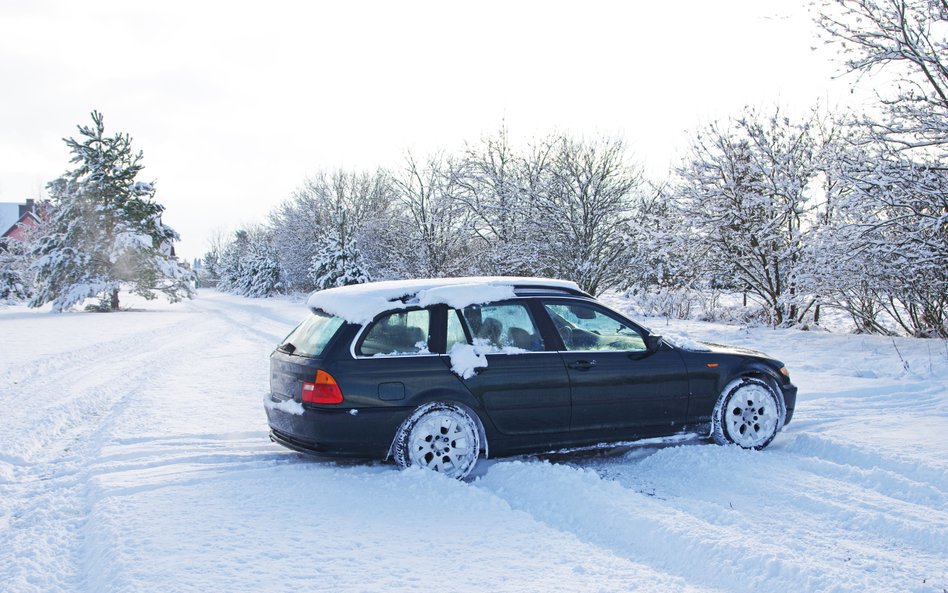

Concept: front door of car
[[449, 302, 571, 435], [541, 301, 690, 435]]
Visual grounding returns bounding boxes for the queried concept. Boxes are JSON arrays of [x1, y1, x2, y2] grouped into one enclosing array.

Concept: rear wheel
[[711, 377, 782, 450], [393, 402, 481, 479]]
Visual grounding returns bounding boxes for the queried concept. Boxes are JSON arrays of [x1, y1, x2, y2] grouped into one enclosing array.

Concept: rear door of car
[[539, 299, 690, 435], [334, 307, 459, 410], [447, 301, 572, 435]]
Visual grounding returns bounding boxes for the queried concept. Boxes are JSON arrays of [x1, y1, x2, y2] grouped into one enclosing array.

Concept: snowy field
[[1, 290, 946, 593]]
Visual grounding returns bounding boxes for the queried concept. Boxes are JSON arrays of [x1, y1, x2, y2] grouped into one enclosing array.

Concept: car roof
[[307, 276, 589, 324]]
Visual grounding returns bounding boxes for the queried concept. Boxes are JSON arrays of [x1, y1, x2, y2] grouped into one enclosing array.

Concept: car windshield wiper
[[278, 342, 296, 354]]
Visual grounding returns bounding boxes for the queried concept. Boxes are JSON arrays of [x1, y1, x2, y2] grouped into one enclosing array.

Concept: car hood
[[663, 334, 770, 358], [692, 341, 771, 359]]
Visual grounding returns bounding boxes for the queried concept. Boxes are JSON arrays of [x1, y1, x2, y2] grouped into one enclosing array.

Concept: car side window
[[358, 309, 431, 356], [459, 303, 544, 352], [543, 302, 646, 352], [446, 309, 468, 352]]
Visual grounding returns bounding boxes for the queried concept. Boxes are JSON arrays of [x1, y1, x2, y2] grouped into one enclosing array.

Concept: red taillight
[[302, 369, 344, 404]]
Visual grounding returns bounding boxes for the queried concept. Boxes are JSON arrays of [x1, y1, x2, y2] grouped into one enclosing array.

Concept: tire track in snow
[[68, 294, 295, 593], [185, 290, 301, 346], [781, 432, 948, 497], [0, 305, 248, 593], [0, 312, 217, 465], [0, 312, 196, 403], [476, 460, 839, 593], [475, 441, 948, 593]]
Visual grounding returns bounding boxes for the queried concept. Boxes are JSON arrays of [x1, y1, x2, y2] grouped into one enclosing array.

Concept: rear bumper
[[264, 397, 409, 459]]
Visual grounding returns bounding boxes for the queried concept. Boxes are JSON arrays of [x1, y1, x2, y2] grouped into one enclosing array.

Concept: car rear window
[[279, 311, 345, 357]]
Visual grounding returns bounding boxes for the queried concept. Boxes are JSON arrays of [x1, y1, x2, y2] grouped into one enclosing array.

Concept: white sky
[[0, 0, 876, 260]]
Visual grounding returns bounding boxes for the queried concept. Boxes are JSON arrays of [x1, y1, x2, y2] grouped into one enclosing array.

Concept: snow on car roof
[[307, 276, 582, 324]]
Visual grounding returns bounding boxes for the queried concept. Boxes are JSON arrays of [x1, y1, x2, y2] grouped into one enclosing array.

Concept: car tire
[[711, 377, 783, 450], [393, 402, 481, 480]]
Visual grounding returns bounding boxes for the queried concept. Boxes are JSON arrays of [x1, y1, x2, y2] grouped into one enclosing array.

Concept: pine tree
[[217, 227, 284, 297], [0, 229, 35, 302], [309, 230, 370, 290], [0, 239, 31, 302], [29, 111, 193, 312]]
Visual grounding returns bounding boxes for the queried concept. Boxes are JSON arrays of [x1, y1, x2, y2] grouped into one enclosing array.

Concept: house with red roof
[[0, 199, 42, 243]]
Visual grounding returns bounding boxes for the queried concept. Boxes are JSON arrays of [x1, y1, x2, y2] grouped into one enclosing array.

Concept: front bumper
[[781, 382, 798, 426]]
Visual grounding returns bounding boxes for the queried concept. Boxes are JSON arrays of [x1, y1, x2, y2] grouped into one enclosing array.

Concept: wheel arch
[[386, 392, 491, 461], [718, 362, 788, 431]]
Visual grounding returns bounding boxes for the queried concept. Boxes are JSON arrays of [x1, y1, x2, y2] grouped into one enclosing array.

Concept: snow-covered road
[[1, 291, 946, 593]]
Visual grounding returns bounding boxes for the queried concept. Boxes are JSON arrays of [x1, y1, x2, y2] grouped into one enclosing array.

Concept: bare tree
[[528, 134, 642, 295], [269, 169, 394, 290], [377, 153, 475, 278], [817, 0, 948, 150], [673, 108, 823, 326], [450, 126, 537, 275], [816, 0, 948, 336]]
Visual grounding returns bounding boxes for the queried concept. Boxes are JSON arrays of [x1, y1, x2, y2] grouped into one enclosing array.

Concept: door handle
[[568, 360, 597, 371]]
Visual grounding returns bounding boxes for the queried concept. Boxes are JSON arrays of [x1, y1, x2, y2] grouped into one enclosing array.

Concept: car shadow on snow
[[276, 433, 715, 482], [464, 432, 709, 481]]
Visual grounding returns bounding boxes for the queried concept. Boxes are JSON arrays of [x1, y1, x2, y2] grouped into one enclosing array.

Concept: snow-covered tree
[[0, 208, 47, 302], [672, 108, 823, 326], [29, 111, 193, 312], [618, 185, 708, 318], [815, 0, 948, 336], [269, 169, 393, 290], [217, 227, 284, 297], [0, 237, 32, 302], [526, 135, 642, 295], [450, 127, 538, 275], [817, 0, 948, 151], [198, 227, 229, 285], [812, 138, 948, 336], [309, 229, 371, 290], [380, 153, 476, 279]]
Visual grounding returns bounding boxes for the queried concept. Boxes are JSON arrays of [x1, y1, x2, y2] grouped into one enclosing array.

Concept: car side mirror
[[645, 334, 663, 353]]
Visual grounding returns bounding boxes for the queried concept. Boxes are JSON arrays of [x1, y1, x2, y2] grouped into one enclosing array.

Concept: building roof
[[0, 203, 19, 237]]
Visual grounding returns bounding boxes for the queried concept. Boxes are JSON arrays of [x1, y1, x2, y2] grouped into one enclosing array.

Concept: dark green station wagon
[[265, 277, 797, 479]]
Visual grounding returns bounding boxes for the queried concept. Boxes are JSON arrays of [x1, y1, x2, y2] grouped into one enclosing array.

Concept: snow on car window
[[358, 309, 431, 356], [460, 303, 544, 352]]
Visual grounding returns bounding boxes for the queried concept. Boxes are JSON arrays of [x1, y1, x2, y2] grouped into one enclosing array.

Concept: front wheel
[[393, 402, 481, 479], [711, 377, 783, 450]]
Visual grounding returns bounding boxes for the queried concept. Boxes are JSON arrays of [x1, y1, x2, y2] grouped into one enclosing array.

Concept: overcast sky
[[0, 1, 874, 259]]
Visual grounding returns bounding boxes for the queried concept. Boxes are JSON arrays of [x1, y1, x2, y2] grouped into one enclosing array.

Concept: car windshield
[[279, 310, 344, 357]]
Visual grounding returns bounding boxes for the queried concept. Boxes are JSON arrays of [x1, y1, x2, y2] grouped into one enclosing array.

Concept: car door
[[448, 302, 572, 436], [541, 300, 690, 435]]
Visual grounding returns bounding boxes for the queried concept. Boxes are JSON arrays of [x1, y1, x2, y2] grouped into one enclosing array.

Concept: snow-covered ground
[[1, 290, 946, 593]]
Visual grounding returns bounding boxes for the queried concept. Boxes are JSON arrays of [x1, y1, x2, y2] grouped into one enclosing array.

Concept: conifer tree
[[309, 231, 370, 290], [30, 111, 193, 312], [0, 241, 31, 302], [217, 227, 284, 297]]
